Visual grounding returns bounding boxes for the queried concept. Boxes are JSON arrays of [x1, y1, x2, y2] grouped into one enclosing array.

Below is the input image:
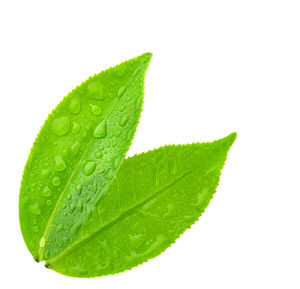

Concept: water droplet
[[87, 82, 104, 100], [114, 157, 121, 169], [99, 145, 104, 150], [93, 121, 107, 138], [69, 98, 81, 114], [119, 114, 129, 127], [42, 186, 52, 197], [52, 176, 61, 187], [70, 203, 75, 213], [95, 151, 103, 158], [54, 155, 67, 172], [57, 225, 63, 231], [120, 105, 126, 112], [76, 184, 82, 193], [77, 202, 83, 212], [52, 116, 70, 136], [83, 162, 96, 175], [70, 220, 83, 234], [115, 129, 122, 137], [106, 169, 114, 180], [32, 225, 39, 233], [117, 85, 126, 97], [72, 121, 81, 134], [62, 236, 69, 243], [39, 237, 45, 248], [90, 104, 102, 116], [29, 203, 41, 215], [112, 140, 117, 147], [41, 169, 50, 178], [86, 207, 92, 218], [46, 200, 52, 206], [67, 194, 71, 200], [70, 142, 81, 156]]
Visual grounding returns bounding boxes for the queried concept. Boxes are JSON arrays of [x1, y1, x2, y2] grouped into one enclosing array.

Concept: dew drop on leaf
[[69, 98, 81, 114], [70, 220, 83, 234], [46, 200, 52, 206], [62, 237, 69, 243], [117, 85, 126, 97], [70, 203, 76, 213], [106, 169, 115, 180], [119, 114, 129, 127], [86, 207, 92, 218], [52, 116, 70, 136], [29, 203, 41, 215], [42, 186, 52, 197], [76, 184, 82, 193], [52, 176, 61, 187], [113, 156, 121, 169], [72, 121, 81, 134], [87, 82, 104, 100], [83, 162, 97, 176], [54, 155, 67, 172], [41, 169, 50, 178], [95, 151, 103, 158], [93, 121, 107, 138], [115, 129, 122, 137], [32, 225, 39, 233], [90, 104, 102, 116], [70, 141, 81, 157], [77, 202, 83, 212]]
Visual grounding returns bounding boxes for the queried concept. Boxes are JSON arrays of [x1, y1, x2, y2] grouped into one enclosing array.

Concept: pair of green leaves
[[19, 53, 236, 278]]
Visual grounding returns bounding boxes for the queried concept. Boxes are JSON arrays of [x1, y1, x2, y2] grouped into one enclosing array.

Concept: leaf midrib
[[46, 170, 192, 267]]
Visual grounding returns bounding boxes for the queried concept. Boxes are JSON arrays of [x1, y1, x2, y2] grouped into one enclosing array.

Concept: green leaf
[[46, 133, 236, 277], [19, 53, 152, 261]]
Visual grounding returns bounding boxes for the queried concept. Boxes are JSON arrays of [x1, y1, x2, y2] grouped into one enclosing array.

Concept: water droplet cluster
[[19, 55, 151, 261]]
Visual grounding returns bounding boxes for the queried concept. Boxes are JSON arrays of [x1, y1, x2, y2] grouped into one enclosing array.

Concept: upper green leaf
[[46, 133, 236, 277], [19, 53, 152, 261]]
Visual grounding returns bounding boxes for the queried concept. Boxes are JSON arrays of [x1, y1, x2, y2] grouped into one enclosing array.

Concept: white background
[[1, 0, 300, 288]]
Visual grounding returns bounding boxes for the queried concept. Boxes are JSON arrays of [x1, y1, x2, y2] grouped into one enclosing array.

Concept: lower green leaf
[[46, 132, 236, 277]]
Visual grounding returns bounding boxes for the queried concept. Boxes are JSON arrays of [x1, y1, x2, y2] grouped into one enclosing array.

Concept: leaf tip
[[136, 52, 153, 66], [226, 131, 237, 147]]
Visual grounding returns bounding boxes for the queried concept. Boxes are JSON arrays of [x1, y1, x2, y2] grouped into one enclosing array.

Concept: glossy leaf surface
[[46, 133, 236, 277], [19, 53, 152, 261]]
